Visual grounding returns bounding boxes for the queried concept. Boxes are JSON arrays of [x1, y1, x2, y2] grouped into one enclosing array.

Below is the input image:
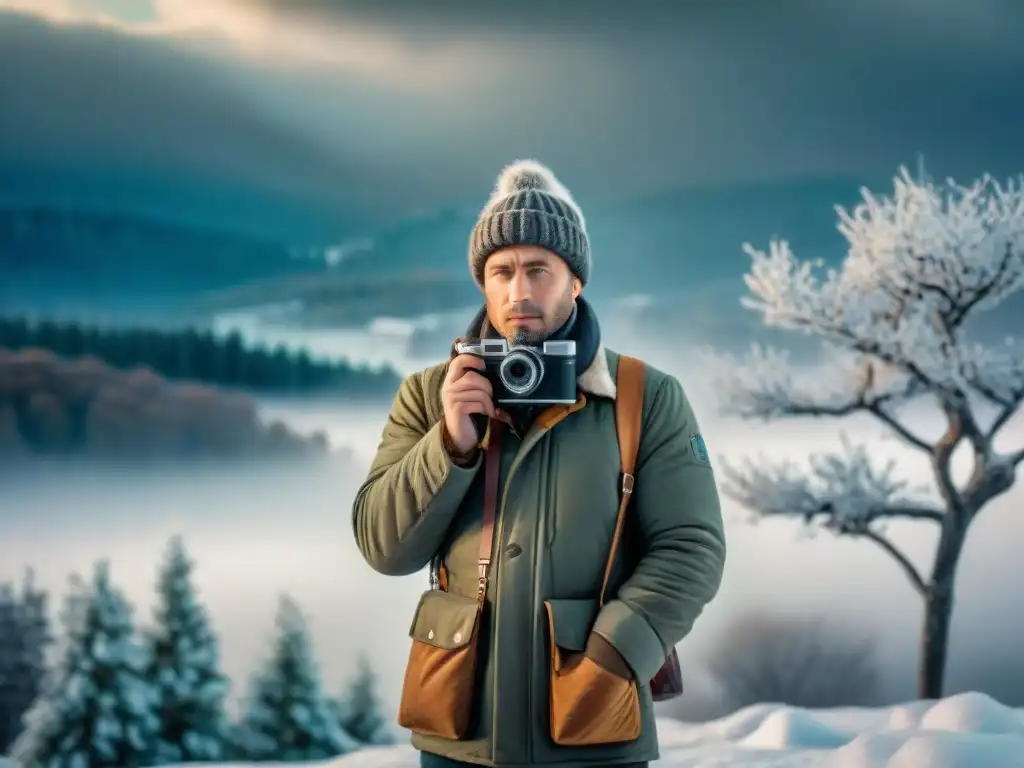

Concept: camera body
[[454, 338, 577, 405]]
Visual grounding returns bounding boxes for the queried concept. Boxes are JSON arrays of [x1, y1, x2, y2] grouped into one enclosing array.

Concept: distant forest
[[0, 316, 401, 399]]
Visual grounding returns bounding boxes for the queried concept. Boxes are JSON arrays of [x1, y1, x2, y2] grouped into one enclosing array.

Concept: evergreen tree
[[146, 536, 230, 763], [10, 561, 160, 767], [16, 569, 51, 714], [334, 652, 392, 746], [0, 570, 51, 753], [231, 596, 359, 761], [0, 582, 20, 753]]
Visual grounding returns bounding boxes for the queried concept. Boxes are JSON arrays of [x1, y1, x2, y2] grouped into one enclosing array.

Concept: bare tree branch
[[1012, 448, 1024, 467], [720, 437, 941, 532], [706, 346, 936, 453], [723, 441, 934, 597], [834, 504, 943, 525], [934, 395, 974, 515], [860, 529, 929, 598], [963, 457, 1016, 515], [987, 401, 1024, 440], [864, 400, 932, 453]]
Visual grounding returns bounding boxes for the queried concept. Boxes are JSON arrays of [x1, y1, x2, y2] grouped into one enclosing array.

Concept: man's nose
[[508, 269, 531, 303]]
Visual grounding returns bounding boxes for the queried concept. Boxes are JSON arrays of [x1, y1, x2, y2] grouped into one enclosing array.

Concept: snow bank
[[738, 707, 849, 750], [152, 692, 1024, 767]]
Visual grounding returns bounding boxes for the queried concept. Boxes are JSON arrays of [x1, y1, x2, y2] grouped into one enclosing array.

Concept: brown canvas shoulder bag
[[396, 420, 504, 740]]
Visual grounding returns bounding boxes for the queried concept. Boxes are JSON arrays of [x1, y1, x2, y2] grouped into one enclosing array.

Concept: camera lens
[[499, 349, 543, 396]]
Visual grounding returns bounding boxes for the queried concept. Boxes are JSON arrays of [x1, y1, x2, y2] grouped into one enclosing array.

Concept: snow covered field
[[177, 692, 1024, 768]]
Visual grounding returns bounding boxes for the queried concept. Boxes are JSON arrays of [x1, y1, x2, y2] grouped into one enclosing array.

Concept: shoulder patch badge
[[690, 433, 711, 467]]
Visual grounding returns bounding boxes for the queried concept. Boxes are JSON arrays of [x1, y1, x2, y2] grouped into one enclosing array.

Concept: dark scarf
[[462, 296, 602, 435]]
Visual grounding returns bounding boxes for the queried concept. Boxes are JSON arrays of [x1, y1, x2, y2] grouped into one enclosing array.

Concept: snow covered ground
[[157, 692, 1023, 768]]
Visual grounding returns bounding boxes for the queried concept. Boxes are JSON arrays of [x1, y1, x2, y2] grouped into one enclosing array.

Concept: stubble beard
[[505, 286, 575, 347], [509, 327, 544, 346]]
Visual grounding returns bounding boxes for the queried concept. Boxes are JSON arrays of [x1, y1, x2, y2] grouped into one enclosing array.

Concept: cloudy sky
[[1, 0, 1023, 236]]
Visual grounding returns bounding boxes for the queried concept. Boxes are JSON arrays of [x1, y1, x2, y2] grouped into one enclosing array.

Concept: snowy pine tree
[[0, 582, 20, 753], [231, 595, 359, 761], [146, 536, 230, 763], [334, 652, 391, 746], [0, 570, 51, 753], [10, 560, 160, 767], [15, 570, 51, 719]]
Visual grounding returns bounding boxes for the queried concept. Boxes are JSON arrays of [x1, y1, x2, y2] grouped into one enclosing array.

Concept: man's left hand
[[585, 632, 633, 680]]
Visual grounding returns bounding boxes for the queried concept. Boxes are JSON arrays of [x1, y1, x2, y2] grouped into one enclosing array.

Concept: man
[[352, 160, 726, 767]]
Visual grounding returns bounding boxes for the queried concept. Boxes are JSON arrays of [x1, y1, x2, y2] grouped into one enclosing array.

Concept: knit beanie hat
[[468, 159, 590, 288]]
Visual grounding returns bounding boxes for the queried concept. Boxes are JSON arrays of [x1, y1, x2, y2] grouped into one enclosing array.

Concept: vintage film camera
[[454, 338, 577, 405]]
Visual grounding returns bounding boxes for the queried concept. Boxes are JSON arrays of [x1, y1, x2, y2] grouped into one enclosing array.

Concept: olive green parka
[[352, 345, 726, 766]]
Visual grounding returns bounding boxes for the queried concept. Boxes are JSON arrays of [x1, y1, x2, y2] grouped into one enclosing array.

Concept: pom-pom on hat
[[468, 159, 590, 288]]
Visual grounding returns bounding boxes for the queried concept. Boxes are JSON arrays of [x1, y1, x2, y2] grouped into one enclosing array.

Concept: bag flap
[[543, 598, 599, 652], [408, 590, 480, 650]]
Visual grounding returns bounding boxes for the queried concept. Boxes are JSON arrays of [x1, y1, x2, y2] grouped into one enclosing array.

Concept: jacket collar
[[577, 345, 616, 400]]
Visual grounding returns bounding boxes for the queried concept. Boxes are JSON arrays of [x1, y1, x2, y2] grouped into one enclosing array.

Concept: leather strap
[[477, 419, 504, 604], [599, 355, 645, 607]]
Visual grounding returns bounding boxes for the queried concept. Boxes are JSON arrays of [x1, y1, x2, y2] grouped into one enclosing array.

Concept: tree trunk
[[918, 581, 954, 699], [918, 523, 968, 699]]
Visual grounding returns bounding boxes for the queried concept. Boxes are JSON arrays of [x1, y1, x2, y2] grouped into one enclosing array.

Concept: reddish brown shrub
[[85, 385, 148, 457], [0, 349, 56, 398], [24, 391, 72, 451], [0, 347, 328, 462], [52, 355, 117, 405], [120, 365, 166, 398]]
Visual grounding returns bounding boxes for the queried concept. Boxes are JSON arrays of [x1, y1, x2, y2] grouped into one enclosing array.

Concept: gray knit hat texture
[[468, 159, 590, 288]]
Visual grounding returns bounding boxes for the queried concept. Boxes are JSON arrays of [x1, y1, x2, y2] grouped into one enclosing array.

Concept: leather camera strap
[[599, 355, 645, 607], [477, 419, 503, 605]]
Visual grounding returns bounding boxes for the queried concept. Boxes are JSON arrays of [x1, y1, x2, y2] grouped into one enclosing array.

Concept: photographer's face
[[483, 246, 581, 345]]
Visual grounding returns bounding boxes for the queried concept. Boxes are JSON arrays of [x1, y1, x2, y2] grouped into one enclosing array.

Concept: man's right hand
[[442, 354, 495, 456]]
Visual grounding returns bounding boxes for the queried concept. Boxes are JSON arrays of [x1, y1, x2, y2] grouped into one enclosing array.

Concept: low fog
[[2, 321, 1022, 721]]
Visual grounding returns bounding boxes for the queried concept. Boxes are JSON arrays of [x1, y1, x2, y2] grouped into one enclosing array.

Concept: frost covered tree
[[10, 560, 159, 767], [0, 569, 51, 753], [146, 536, 230, 763], [708, 167, 1024, 699], [231, 595, 359, 761], [333, 652, 391, 746]]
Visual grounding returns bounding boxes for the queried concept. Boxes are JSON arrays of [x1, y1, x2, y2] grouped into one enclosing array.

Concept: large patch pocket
[[543, 598, 641, 746], [397, 589, 482, 740]]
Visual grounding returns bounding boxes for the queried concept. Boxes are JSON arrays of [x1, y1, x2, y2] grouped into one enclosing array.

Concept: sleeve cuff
[[441, 420, 481, 467], [591, 599, 666, 684], [424, 420, 482, 482]]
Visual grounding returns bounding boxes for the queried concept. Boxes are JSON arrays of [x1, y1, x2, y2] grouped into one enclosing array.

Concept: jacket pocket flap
[[409, 590, 480, 650], [543, 598, 599, 652]]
